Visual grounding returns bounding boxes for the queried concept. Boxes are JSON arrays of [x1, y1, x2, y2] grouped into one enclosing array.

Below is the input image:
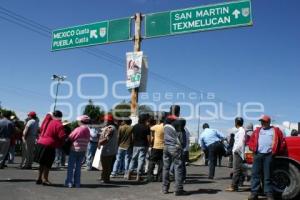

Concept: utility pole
[[131, 13, 142, 117], [53, 81, 60, 112], [197, 106, 201, 141], [52, 74, 66, 112]]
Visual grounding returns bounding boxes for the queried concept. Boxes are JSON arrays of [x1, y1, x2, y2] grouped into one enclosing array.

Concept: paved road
[[0, 157, 266, 200]]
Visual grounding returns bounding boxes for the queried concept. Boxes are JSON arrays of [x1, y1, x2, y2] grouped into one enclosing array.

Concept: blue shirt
[[199, 128, 225, 149]]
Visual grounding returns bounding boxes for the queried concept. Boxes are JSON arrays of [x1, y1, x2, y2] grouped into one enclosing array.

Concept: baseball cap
[[259, 115, 271, 123], [28, 111, 36, 118], [77, 115, 90, 123], [167, 114, 177, 120], [103, 114, 114, 122]]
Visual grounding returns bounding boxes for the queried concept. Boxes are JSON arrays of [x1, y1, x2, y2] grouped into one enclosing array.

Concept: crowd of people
[[0, 106, 291, 199]]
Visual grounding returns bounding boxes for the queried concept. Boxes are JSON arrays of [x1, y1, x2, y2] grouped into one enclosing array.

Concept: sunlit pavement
[[0, 157, 258, 200]]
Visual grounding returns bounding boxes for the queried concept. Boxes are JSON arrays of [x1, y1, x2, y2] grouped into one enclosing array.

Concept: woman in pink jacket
[[35, 111, 65, 185], [65, 115, 90, 188]]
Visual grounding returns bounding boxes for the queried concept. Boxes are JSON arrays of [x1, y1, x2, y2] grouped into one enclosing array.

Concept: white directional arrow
[[232, 9, 241, 19], [90, 30, 98, 39]]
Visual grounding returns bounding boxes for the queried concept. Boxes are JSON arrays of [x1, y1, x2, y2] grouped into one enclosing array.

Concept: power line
[[0, 5, 237, 107], [0, 5, 51, 32]]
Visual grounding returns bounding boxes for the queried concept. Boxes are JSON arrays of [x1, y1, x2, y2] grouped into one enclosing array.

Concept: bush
[[189, 143, 200, 153]]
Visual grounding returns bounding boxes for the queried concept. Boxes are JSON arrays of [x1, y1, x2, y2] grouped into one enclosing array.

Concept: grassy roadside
[[189, 150, 202, 162]]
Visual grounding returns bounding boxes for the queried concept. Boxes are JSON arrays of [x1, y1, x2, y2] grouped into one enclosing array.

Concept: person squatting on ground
[[247, 115, 285, 200], [65, 115, 90, 188]]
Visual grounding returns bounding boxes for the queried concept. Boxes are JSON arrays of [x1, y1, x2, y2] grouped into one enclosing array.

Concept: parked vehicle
[[244, 136, 300, 200]]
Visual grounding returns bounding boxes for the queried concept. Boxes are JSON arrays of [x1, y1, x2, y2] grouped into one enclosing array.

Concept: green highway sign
[[145, 0, 252, 38], [52, 18, 131, 51]]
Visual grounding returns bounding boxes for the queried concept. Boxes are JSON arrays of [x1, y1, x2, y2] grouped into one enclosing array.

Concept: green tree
[[0, 108, 18, 119], [112, 100, 131, 119], [112, 101, 154, 120], [83, 99, 104, 123], [138, 105, 154, 116], [69, 121, 79, 131]]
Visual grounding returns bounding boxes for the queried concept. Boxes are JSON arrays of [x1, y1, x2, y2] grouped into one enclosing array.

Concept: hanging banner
[[126, 51, 143, 89]]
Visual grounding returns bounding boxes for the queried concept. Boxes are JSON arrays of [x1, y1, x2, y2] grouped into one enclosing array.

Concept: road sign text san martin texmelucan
[[51, 0, 252, 50], [172, 6, 247, 31]]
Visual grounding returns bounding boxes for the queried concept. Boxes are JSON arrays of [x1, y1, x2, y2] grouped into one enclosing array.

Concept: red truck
[[245, 136, 300, 200], [272, 136, 300, 200]]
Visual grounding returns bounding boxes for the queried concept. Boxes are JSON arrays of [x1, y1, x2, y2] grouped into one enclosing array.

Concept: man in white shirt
[[226, 117, 245, 192]]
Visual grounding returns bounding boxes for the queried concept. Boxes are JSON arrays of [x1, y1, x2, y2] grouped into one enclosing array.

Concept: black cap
[[170, 105, 180, 117], [235, 117, 244, 126], [203, 123, 209, 129], [53, 110, 63, 118]]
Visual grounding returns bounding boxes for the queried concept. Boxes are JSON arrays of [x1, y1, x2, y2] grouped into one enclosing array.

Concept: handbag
[[92, 146, 103, 170]]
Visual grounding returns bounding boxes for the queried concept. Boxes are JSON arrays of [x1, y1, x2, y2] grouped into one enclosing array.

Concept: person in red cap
[[162, 105, 189, 196], [20, 111, 39, 169], [97, 114, 118, 183], [247, 115, 285, 200]]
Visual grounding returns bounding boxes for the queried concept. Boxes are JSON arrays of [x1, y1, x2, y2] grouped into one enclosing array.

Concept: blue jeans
[[65, 151, 85, 187], [112, 148, 132, 175], [128, 146, 147, 175], [86, 142, 98, 170], [251, 153, 273, 195], [55, 148, 66, 167], [8, 145, 16, 164], [125, 147, 133, 172]]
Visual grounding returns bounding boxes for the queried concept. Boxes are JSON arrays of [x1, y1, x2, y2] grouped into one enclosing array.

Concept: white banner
[[126, 51, 143, 89]]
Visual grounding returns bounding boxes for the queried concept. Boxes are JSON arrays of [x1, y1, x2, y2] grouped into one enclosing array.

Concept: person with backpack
[[65, 115, 90, 188]]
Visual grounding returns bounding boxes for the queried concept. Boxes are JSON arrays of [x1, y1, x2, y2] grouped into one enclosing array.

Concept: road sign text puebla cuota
[[145, 0, 252, 38], [52, 18, 131, 51]]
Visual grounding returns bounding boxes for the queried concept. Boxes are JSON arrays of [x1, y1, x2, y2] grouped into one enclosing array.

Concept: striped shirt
[[69, 125, 90, 152]]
